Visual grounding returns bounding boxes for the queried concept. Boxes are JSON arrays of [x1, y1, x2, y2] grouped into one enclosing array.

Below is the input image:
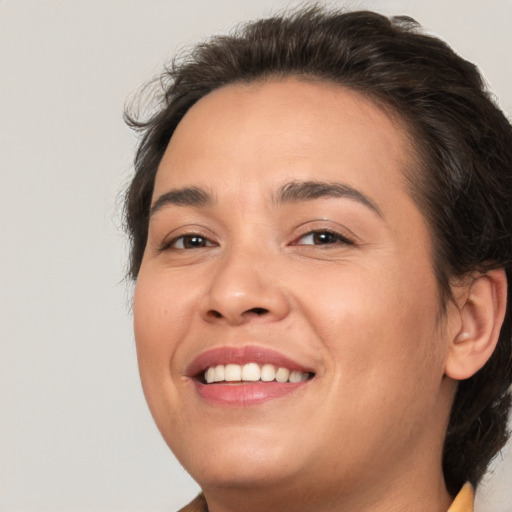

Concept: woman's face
[[134, 79, 455, 502]]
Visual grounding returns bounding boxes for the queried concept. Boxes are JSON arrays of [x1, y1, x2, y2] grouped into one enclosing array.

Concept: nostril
[[204, 307, 270, 322], [247, 307, 269, 316]]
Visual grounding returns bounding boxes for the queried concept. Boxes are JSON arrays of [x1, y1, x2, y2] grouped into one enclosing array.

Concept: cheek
[[132, 268, 205, 439], [133, 268, 198, 390], [134, 266, 197, 342], [291, 258, 444, 385], [300, 265, 446, 438]]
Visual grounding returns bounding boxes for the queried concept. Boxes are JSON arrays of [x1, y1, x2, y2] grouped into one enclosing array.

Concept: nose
[[199, 250, 290, 326]]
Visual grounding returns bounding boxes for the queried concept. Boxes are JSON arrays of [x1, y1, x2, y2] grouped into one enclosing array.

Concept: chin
[[169, 426, 307, 489], [194, 464, 287, 490]]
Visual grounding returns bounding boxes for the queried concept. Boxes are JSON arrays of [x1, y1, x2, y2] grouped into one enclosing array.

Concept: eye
[[166, 234, 216, 250], [294, 230, 353, 246]]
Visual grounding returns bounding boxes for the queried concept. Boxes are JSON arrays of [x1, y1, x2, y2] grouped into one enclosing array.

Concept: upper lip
[[186, 345, 315, 378]]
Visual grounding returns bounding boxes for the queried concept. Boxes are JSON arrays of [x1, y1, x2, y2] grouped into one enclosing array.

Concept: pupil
[[315, 232, 336, 244], [185, 236, 205, 248]]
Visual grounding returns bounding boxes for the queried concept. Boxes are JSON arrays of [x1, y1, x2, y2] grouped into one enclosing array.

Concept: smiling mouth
[[188, 346, 316, 405], [201, 363, 313, 384]]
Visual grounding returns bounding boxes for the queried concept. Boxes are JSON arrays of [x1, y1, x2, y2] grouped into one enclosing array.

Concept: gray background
[[1, 0, 511, 510]]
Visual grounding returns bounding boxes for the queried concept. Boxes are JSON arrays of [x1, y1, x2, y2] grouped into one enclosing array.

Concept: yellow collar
[[447, 482, 475, 512]]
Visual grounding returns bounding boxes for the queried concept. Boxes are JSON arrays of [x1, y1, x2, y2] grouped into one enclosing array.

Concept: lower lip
[[194, 380, 309, 406]]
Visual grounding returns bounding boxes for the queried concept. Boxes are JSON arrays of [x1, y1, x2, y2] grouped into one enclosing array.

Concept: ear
[[445, 269, 507, 380]]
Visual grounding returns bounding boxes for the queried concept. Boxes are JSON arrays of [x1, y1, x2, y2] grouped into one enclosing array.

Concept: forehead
[[154, 78, 417, 213]]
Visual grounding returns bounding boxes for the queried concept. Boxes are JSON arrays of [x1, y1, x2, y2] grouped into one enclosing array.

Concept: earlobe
[[445, 269, 507, 381]]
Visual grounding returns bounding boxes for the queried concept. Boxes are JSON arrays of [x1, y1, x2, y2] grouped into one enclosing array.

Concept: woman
[[124, 8, 512, 512]]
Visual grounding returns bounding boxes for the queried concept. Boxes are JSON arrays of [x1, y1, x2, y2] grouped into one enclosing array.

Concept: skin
[[134, 78, 472, 512]]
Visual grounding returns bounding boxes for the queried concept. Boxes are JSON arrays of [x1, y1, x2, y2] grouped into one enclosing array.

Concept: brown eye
[[312, 232, 338, 244], [171, 234, 215, 249], [296, 230, 353, 246]]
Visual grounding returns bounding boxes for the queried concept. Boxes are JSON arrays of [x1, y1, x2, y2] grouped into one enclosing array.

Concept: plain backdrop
[[1, 1, 511, 511]]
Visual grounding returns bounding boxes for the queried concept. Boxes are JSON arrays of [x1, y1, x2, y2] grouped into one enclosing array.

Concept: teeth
[[275, 367, 290, 383], [205, 366, 215, 384], [213, 365, 225, 382], [289, 370, 303, 383], [242, 363, 260, 381], [203, 363, 310, 384], [260, 363, 276, 382], [224, 364, 241, 381]]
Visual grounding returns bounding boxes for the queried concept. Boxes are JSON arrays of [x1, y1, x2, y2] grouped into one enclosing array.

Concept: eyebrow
[[150, 186, 214, 217], [149, 180, 382, 218], [275, 180, 382, 217]]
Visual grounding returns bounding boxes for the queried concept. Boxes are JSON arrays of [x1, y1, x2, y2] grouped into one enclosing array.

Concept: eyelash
[[161, 229, 353, 251]]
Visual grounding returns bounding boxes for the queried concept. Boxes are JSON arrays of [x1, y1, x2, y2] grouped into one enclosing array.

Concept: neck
[[202, 467, 453, 512]]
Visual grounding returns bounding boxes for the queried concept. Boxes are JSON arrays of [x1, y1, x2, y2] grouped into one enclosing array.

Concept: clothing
[[178, 493, 207, 512], [447, 482, 475, 512], [178, 482, 475, 512]]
